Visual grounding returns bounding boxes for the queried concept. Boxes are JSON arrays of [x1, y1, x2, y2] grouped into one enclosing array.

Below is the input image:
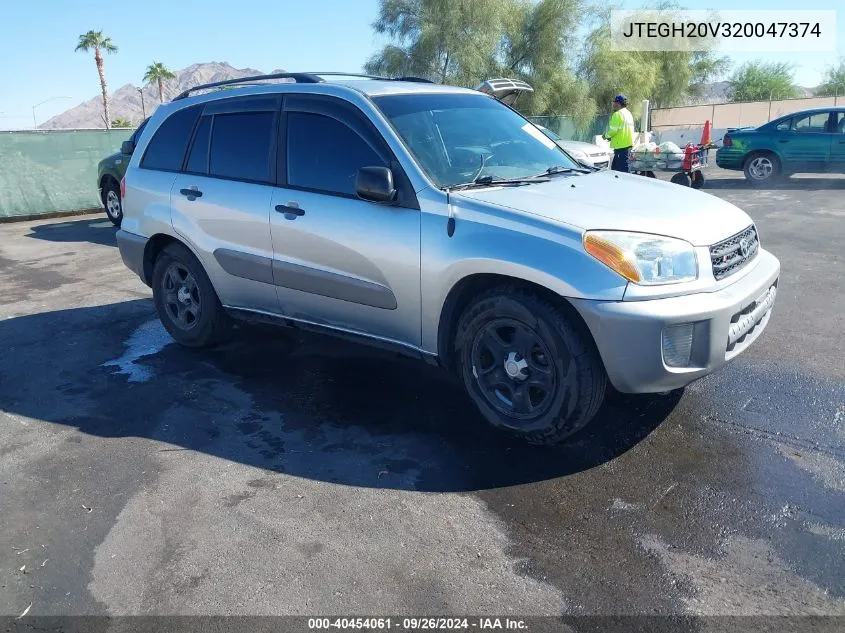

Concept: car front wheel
[[454, 286, 607, 444]]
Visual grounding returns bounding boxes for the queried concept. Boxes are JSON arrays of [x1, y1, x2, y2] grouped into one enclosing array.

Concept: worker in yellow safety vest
[[603, 94, 635, 172]]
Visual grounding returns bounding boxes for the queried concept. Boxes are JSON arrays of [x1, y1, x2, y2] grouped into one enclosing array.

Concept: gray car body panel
[[117, 79, 781, 393]]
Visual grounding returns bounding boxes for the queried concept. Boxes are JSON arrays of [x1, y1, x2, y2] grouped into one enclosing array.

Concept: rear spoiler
[[475, 78, 533, 107]]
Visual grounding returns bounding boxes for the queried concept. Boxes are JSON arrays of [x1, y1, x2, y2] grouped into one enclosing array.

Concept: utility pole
[[136, 87, 146, 119]]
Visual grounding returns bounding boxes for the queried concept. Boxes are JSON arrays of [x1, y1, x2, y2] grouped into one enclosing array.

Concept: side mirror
[[120, 140, 135, 155], [356, 166, 396, 203]]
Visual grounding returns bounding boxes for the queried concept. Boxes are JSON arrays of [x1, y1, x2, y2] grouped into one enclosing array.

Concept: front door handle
[[275, 204, 305, 217], [778, 139, 789, 143], [179, 187, 203, 198]]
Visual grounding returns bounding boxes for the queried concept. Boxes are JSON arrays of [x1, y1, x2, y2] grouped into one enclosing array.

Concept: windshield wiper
[[448, 174, 550, 192], [540, 165, 593, 177]]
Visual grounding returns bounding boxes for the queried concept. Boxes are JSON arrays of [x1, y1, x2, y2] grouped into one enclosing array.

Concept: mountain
[[41, 62, 287, 129], [684, 81, 816, 105]]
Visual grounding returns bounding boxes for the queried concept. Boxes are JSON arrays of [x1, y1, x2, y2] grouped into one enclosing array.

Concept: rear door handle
[[275, 204, 305, 217], [179, 187, 203, 198], [778, 139, 789, 143]]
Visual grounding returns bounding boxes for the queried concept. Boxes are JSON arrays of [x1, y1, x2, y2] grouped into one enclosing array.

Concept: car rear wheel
[[103, 180, 122, 226], [744, 153, 780, 186], [152, 243, 230, 348], [454, 286, 607, 445]]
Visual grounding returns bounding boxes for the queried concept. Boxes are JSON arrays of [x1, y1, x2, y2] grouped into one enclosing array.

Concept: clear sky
[[0, 0, 840, 130]]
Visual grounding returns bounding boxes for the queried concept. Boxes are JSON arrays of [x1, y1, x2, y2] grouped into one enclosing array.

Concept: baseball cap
[[614, 94, 627, 104]]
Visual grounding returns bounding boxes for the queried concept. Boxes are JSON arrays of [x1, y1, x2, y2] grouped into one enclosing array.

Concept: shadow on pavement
[[0, 300, 681, 492], [25, 216, 116, 247]]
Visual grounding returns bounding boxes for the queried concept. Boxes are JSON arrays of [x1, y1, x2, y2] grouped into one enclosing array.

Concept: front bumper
[[570, 249, 780, 394], [116, 229, 149, 285]]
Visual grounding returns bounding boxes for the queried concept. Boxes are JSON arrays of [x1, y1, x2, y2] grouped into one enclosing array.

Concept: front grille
[[710, 225, 759, 281]]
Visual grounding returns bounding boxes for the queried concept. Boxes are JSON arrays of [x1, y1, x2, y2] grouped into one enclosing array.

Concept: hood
[[455, 170, 753, 246], [558, 140, 610, 155]]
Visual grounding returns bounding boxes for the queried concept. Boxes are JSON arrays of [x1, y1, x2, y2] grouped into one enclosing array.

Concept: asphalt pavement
[[1, 168, 844, 628]]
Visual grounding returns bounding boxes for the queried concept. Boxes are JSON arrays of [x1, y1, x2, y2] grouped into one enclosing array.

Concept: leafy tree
[[143, 62, 177, 103], [728, 61, 800, 102], [365, 0, 593, 120], [815, 58, 845, 97], [111, 118, 133, 128], [364, 0, 506, 85], [75, 30, 118, 129], [579, 6, 729, 112], [494, 0, 595, 123]]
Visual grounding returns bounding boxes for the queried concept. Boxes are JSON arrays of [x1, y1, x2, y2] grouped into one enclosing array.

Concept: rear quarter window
[[140, 105, 202, 171]]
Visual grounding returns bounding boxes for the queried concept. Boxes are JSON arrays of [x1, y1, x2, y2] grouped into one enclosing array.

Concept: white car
[[475, 78, 611, 169], [534, 125, 612, 170]]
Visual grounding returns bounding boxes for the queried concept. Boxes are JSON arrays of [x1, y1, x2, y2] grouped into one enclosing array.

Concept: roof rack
[[173, 72, 437, 100]]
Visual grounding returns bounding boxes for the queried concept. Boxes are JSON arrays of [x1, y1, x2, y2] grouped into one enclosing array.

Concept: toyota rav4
[[115, 72, 780, 444]]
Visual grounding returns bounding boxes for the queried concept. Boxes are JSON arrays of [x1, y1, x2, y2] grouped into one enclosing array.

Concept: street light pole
[[136, 87, 146, 119], [32, 96, 73, 129]]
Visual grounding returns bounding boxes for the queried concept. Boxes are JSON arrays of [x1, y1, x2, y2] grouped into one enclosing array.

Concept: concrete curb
[[0, 208, 102, 224]]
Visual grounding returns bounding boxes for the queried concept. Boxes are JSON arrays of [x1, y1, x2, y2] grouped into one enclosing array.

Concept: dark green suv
[[97, 118, 148, 225], [716, 107, 845, 186]]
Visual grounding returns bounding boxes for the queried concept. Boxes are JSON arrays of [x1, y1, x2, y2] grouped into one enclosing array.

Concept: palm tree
[[75, 30, 118, 129], [144, 62, 177, 104]]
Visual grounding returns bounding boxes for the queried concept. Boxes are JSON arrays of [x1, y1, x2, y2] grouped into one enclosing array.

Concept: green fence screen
[[0, 129, 134, 219]]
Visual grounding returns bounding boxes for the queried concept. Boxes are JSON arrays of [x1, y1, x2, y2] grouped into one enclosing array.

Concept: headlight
[[583, 231, 698, 285], [568, 149, 587, 160]]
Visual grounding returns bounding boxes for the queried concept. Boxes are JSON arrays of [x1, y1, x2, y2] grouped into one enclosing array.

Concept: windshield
[[373, 93, 579, 188], [539, 126, 562, 141]]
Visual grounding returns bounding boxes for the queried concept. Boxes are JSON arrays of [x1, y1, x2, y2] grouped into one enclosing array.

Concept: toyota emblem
[[738, 238, 750, 257]]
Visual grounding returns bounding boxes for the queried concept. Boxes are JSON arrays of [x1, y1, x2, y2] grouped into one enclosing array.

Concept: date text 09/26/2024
[[308, 618, 528, 630]]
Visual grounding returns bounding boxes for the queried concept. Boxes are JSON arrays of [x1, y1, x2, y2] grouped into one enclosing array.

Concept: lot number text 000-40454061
[[307, 617, 529, 630]]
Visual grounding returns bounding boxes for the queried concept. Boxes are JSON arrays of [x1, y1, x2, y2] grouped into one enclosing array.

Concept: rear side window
[[208, 112, 275, 183], [287, 112, 385, 196], [185, 116, 212, 174], [141, 105, 201, 171], [793, 112, 829, 133]]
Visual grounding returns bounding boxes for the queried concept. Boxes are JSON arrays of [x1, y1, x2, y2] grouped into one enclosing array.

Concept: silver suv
[[115, 72, 780, 444]]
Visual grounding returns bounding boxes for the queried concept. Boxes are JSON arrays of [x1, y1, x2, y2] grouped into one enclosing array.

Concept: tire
[[102, 179, 122, 227], [152, 243, 230, 348], [690, 170, 705, 189], [454, 286, 607, 445], [743, 152, 780, 186], [670, 172, 692, 187]]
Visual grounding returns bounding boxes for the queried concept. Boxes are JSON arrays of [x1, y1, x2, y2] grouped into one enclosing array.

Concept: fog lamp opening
[[662, 323, 695, 368]]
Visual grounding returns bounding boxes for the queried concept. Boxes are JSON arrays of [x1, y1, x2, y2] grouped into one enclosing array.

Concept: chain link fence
[[527, 115, 611, 143]]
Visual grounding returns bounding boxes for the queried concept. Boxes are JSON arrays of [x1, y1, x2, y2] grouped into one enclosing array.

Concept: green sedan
[[716, 107, 845, 186]]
